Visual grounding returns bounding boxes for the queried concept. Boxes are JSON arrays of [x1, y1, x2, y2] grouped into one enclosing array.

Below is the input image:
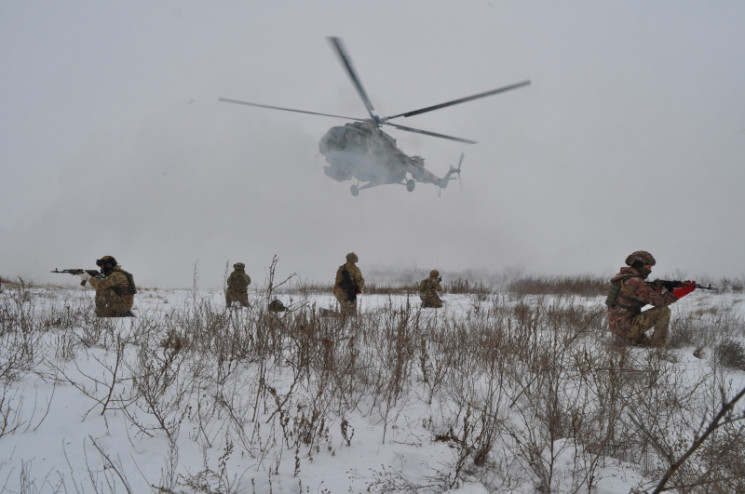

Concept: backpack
[[605, 274, 634, 307], [116, 271, 137, 296]]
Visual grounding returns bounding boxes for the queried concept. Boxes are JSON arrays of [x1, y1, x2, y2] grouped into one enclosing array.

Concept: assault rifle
[[649, 279, 716, 292], [339, 267, 357, 302], [51, 268, 101, 287]]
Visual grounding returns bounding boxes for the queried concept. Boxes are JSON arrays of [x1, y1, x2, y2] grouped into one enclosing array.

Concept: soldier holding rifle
[[333, 252, 364, 316], [53, 255, 136, 317], [606, 250, 697, 348]]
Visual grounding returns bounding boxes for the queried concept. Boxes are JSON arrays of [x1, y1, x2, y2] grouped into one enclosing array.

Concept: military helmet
[[346, 252, 358, 262], [96, 255, 117, 268], [625, 250, 656, 266], [233, 262, 245, 270], [430, 269, 440, 278], [268, 298, 287, 312]]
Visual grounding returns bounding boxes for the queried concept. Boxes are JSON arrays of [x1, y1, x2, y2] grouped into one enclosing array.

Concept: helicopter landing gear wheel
[[350, 185, 359, 196], [406, 180, 415, 192]]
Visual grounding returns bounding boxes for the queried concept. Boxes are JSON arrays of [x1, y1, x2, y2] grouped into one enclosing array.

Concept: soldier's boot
[[630, 334, 651, 347]]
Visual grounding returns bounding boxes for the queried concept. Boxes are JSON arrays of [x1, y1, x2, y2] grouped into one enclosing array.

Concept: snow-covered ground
[[1, 283, 744, 493]]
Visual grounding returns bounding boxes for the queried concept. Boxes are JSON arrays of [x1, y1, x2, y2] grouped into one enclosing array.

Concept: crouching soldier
[[80, 256, 136, 317], [419, 270, 443, 308], [606, 250, 695, 347]]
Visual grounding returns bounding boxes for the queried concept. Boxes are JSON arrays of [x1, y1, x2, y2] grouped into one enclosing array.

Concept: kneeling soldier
[[419, 270, 443, 308], [80, 256, 136, 317], [606, 251, 695, 347]]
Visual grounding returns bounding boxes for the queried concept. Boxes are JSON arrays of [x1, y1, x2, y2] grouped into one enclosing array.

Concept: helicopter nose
[[319, 132, 332, 153], [319, 131, 337, 155], [320, 127, 344, 153]]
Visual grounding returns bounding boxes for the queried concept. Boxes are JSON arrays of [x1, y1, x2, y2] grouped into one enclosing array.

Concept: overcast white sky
[[2, 1, 744, 289]]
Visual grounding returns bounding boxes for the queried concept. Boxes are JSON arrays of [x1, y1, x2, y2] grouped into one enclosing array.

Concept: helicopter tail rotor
[[446, 153, 465, 183], [434, 154, 464, 190], [454, 153, 464, 174], [453, 153, 464, 191]]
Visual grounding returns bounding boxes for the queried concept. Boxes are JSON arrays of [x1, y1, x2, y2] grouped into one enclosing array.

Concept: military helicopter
[[220, 37, 529, 196]]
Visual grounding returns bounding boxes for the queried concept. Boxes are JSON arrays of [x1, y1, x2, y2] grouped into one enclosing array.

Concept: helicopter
[[219, 37, 529, 196]]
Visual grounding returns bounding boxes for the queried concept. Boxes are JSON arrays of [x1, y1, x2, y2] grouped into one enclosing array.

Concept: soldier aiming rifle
[[53, 256, 136, 317], [606, 251, 702, 348]]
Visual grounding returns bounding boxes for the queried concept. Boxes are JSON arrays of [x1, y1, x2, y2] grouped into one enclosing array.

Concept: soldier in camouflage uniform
[[419, 269, 443, 308], [80, 256, 136, 317], [226, 262, 251, 307], [333, 252, 364, 316], [606, 251, 695, 347]]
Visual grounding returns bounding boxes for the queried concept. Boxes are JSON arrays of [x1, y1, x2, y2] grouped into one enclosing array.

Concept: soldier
[[226, 262, 251, 307], [333, 252, 364, 316], [419, 269, 443, 308], [79, 256, 136, 317], [606, 251, 695, 347]]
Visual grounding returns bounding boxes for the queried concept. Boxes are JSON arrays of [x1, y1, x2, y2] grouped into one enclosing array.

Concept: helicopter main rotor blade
[[385, 122, 477, 144], [382, 80, 531, 121], [327, 37, 377, 121], [218, 98, 364, 121]]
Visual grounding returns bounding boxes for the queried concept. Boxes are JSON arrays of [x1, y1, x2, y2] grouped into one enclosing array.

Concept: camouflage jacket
[[419, 275, 442, 300], [607, 266, 677, 336], [88, 266, 136, 315], [226, 269, 251, 295], [333, 262, 364, 302]]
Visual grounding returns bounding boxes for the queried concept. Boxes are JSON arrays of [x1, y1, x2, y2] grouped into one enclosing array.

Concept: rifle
[[649, 279, 717, 292], [339, 267, 358, 302], [51, 268, 101, 287]]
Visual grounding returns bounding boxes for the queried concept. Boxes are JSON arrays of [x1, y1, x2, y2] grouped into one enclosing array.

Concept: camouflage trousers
[[335, 294, 357, 316], [226, 292, 249, 308], [420, 295, 443, 308], [626, 306, 671, 347], [95, 292, 134, 317]]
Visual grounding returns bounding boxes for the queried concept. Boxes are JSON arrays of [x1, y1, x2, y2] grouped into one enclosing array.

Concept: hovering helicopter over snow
[[220, 37, 529, 196]]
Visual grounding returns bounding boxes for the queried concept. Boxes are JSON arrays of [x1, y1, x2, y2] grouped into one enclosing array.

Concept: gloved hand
[[78, 271, 92, 282], [672, 281, 696, 299]]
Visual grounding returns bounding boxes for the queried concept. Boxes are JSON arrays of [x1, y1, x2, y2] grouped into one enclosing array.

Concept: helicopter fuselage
[[319, 121, 433, 187]]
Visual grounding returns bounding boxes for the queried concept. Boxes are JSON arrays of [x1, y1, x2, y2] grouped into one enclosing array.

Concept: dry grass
[[507, 275, 610, 297], [1, 273, 744, 493]]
